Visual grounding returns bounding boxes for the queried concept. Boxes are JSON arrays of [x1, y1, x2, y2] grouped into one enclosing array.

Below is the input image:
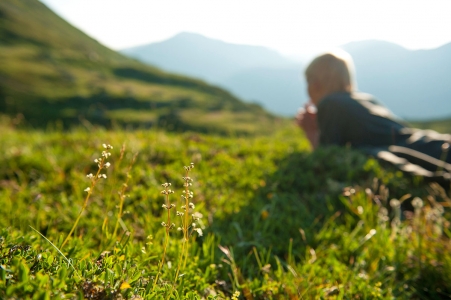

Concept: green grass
[[3, 1, 451, 298], [1, 118, 451, 299], [408, 117, 451, 134]]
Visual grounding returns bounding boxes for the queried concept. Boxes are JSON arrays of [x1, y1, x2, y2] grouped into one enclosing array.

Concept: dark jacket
[[317, 92, 451, 180]]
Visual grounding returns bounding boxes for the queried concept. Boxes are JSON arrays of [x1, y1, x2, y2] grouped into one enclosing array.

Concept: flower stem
[[152, 185, 172, 292], [113, 154, 136, 238], [61, 159, 103, 249]]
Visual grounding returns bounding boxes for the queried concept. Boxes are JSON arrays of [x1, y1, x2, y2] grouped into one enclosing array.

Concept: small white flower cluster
[[183, 162, 194, 172], [181, 163, 203, 236], [192, 211, 202, 221], [182, 176, 193, 188], [192, 211, 203, 236], [412, 197, 424, 209], [161, 183, 175, 196], [101, 151, 112, 159], [389, 199, 400, 208], [160, 182, 177, 231], [181, 190, 194, 200], [161, 222, 176, 229], [426, 205, 445, 221], [194, 227, 203, 236], [162, 203, 176, 210], [180, 202, 195, 209], [161, 190, 175, 195], [377, 207, 389, 223], [190, 221, 203, 236], [92, 144, 113, 167], [84, 143, 113, 192], [158, 163, 204, 237]]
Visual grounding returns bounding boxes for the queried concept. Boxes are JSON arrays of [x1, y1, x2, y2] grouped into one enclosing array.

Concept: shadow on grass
[[210, 146, 429, 258], [208, 147, 451, 297], [2, 92, 275, 136]]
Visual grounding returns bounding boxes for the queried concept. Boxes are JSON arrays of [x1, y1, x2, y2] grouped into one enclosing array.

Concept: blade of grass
[[29, 225, 81, 279]]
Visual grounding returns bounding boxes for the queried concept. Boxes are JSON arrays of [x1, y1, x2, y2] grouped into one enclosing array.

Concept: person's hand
[[295, 103, 317, 131], [295, 103, 319, 149]]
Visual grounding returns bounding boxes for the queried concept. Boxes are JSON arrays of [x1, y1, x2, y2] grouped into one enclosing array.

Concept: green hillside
[[409, 117, 451, 134], [0, 0, 280, 134]]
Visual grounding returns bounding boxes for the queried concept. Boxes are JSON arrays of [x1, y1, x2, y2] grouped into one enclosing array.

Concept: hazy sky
[[40, 0, 451, 56]]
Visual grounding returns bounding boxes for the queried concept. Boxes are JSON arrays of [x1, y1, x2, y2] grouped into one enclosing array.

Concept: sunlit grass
[[1, 121, 451, 298]]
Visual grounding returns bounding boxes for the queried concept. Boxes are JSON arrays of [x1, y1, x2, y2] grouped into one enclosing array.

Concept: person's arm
[[296, 103, 320, 149]]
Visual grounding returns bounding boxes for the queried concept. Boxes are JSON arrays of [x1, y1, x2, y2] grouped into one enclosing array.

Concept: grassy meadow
[[1, 116, 451, 299], [2, 1, 451, 298], [408, 117, 451, 135]]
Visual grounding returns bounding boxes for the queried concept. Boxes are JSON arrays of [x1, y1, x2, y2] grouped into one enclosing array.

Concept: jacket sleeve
[[317, 98, 347, 146]]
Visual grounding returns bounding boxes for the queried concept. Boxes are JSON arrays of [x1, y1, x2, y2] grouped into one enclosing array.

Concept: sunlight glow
[[40, 0, 451, 55]]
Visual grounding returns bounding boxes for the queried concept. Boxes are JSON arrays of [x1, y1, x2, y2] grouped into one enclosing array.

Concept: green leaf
[[36, 272, 50, 287], [129, 271, 142, 284], [36, 290, 50, 300], [18, 261, 29, 283], [47, 255, 54, 266], [58, 266, 67, 281], [0, 265, 6, 281]]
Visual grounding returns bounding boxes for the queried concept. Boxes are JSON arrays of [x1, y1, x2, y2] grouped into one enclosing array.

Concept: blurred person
[[296, 50, 451, 182]]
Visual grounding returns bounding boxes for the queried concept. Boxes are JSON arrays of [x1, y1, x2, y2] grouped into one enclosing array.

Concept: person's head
[[305, 50, 356, 105]]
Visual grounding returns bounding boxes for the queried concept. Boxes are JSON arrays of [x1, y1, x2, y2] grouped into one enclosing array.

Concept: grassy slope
[[1, 118, 451, 298], [0, 0, 281, 134], [409, 117, 451, 134]]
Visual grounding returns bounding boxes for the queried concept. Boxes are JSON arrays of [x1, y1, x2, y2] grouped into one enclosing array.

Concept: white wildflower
[[195, 228, 203, 236], [192, 212, 203, 220], [412, 197, 424, 209]]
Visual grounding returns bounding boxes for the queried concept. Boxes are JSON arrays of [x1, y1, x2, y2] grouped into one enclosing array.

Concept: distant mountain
[[0, 0, 280, 135], [221, 67, 306, 116], [342, 40, 451, 120], [122, 32, 297, 82], [121, 33, 304, 116], [122, 35, 451, 120]]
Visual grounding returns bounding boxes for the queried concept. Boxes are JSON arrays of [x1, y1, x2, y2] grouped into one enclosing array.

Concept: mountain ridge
[[341, 40, 451, 119], [122, 32, 299, 83], [122, 34, 451, 120], [121, 32, 304, 116]]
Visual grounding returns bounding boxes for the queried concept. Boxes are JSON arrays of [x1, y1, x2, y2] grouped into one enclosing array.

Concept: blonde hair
[[305, 50, 357, 94]]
